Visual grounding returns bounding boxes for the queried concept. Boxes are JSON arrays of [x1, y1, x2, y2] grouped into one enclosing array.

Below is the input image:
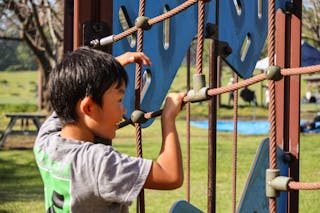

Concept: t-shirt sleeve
[[93, 145, 152, 205], [37, 112, 63, 138]]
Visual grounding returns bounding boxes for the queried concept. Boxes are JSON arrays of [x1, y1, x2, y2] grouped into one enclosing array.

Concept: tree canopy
[[0, 0, 64, 80], [302, 0, 320, 48]]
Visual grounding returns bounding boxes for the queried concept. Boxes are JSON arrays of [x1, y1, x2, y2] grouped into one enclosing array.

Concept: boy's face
[[93, 83, 127, 140]]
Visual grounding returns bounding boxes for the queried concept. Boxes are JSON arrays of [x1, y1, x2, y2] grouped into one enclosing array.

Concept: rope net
[[108, 0, 320, 212]]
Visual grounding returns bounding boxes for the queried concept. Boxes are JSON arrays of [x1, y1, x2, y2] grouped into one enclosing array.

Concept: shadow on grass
[[0, 150, 44, 203]]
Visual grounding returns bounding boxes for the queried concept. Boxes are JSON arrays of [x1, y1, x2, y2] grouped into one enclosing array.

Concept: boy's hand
[[116, 52, 152, 67], [162, 93, 186, 119]]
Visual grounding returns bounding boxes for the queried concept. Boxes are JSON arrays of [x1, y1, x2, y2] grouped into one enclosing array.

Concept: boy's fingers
[[129, 56, 135, 63], [180, 93, 187, 110], [129, 53, 152, 66]]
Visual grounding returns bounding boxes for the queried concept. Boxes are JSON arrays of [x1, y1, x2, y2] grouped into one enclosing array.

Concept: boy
[[34, 47, 185, 213]]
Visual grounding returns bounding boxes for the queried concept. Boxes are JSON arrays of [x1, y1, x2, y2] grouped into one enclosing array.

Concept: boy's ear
[[79, 96, 95, 115]]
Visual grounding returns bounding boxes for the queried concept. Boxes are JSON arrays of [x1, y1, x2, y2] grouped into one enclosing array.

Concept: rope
[[267, 0, 277, 211], [109, 1, 320, 213], [195, 0, 205, 74], [281, 64, 320, 76], [118, 62, 320, 129], [268, 0, 277, 171], [288, 181, 320, 190], [148, 0, 198, 26], [134, 0, 145, 159], [113, 0, 198, 43], [135, 1, 146, 212], [206, 74, 267, 97]]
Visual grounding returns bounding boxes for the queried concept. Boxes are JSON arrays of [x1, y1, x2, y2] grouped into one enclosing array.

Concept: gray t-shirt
[[34, 113, 152, 213]]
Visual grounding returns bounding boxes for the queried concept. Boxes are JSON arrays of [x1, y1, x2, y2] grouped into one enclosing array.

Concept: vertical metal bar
[[287, 1, 302, 212], [208, 38, 218, 213], [73, 0, 80, 49], [64, 0, 73, 53], [99, 1, 113, 53], [275, 10, 286, 151], [275, 2, 301, 212], [274, 9, 287, 213], [207, 1, 219, 212], [232, 73, 238, 213], [73, 0, 105, 50], [186, 47, 191, 202]]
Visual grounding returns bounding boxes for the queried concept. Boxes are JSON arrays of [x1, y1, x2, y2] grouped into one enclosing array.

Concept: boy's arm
[[144, 93, 185, 190], [37, 112, 63, 137], [116, 52, 184, 189]]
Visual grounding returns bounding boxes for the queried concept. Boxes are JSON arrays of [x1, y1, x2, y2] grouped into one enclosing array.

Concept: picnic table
[[0, 113, 47, 147]]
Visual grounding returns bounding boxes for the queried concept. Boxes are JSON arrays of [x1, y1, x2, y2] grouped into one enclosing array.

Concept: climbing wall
[[112, 0, 288, 127]]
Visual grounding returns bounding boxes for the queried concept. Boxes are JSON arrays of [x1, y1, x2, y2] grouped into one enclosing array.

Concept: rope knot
[[131, 110, 148, 124], [135, 16, 152, 30], [265, 65, 283, 81]]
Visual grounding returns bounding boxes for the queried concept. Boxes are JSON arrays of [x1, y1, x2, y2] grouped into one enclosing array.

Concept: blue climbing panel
[[113, 0, 289, 127], [237, 138, 289, 213], [170, 200, 203, 213]]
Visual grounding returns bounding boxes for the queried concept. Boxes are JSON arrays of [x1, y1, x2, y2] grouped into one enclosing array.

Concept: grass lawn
[[0, 71, 38, 105], [0, 148, 45, 213], [0, 70, 319, 212], [0, 120, 319, 212]]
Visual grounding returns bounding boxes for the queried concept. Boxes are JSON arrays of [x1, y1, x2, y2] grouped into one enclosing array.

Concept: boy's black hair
[[48, 47, 128, 124]]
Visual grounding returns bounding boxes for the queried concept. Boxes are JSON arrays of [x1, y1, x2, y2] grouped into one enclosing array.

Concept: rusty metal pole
[[287, 1, 301, 212], [72, 0, 113, 51], [207, 1, 219, 212], [63, 0, 74, 53], [186, 47, 191, 202], [275, 1, 301, 212], [73, 0, 80, 49], [208, 36, 218, 213]]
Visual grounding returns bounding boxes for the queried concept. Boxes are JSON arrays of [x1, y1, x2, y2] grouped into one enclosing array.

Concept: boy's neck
[[61, 123, 94, 142]]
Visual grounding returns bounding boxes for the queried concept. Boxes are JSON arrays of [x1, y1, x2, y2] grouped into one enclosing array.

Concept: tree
[[0, 0, 64, 107], [0, 40, 37, 71], [0, 40, 19, 70], [302, 0, 320, 48]]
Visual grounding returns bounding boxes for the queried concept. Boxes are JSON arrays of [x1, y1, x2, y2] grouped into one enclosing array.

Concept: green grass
[[0, 149, 45, 212], [0, 70, 319, 212], [0, 120, 319, 212], [0, 71, 38, 104]]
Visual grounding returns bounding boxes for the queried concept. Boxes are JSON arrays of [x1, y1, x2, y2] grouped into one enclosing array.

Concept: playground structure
[[64, 0, 320, 212]]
